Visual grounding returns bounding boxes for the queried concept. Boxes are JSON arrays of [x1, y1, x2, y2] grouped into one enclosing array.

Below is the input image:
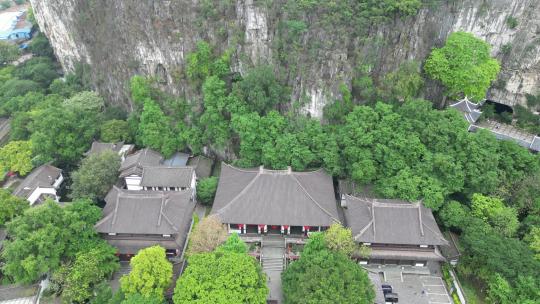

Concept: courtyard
[[365, 264, 453, 304]]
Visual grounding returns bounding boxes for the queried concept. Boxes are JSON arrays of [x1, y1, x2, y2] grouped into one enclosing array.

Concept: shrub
[[196, 177, 218, 205], [506, 16, 518, 29], [500, 43, 512, 55]]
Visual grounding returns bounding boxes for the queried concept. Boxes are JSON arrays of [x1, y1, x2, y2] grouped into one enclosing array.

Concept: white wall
[[28, 187, 58, 205], [125, 175, 142, 190]]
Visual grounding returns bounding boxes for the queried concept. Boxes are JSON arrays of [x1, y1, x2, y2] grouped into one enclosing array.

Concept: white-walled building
[[13, 165, 64, 205], [118, 148, 197, 199], [119, 148, 163, 190]]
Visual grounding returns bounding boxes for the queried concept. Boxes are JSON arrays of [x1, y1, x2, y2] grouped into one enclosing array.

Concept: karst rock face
[[31, 0, 540, 116]]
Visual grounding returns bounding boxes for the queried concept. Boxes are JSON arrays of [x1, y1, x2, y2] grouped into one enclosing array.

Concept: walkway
[[261, 235, 285, 303]]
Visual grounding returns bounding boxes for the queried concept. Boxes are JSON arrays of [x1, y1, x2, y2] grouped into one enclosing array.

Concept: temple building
[[210, 163, 341, 235], [450, 97, 540, 152], [342, 195, 448, 267], [95, 186, 195, 259]]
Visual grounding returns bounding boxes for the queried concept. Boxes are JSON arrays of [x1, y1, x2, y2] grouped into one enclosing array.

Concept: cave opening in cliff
[[484, 100, 514, 115]]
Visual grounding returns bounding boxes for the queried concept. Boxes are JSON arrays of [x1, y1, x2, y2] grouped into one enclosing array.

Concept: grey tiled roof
[[85, 141, 124, 155], [187, 156, 213, 179], [12, 165, 62, 199], [96, 186, 195, 236], [119, 148, 163, 177], [368, 247, 445, 261], [211, 163, 340, 226], [140, 166, 194, 188], [449, 98, 482, 124], [343, 195, 448, 246]]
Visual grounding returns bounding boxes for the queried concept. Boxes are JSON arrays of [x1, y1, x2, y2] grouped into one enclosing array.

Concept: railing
[[449, 268, 467, 304]]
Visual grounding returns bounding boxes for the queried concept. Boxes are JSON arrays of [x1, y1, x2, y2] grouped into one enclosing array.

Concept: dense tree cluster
[[174, 234, 268, 304], [1, 200, 118, 295], [282, 232, 374, 304]]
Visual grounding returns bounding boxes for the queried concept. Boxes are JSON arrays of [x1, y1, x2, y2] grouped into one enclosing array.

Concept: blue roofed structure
[[0, 10, 32, 41], [162, 152, 190, 167]]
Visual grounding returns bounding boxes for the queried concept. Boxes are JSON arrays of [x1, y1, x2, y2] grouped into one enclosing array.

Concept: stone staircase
[[261, 236, 286, 272]]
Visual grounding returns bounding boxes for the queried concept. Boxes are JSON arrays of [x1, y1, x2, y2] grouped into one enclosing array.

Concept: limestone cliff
[[30, 0, 540, 116]]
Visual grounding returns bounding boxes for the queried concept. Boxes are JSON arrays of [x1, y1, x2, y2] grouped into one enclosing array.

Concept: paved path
[[194, 203, 207, 220], [262, 236, 285, 303]]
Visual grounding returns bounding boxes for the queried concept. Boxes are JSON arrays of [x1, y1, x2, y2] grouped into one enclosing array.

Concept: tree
[[232, 65, 288, 114], [31, 92, 102, 165], [0, 189, 28, 226], [173, 235, 268, 304], [323, 223, 356, 256], [14, 60, 59, 88], [323, 84, 354, 125], [0, 140, 33, 175], [424, 31, 500, 101], [59, 242, 119, 303], [470, 194, 519, 237], [122, 293, 164, 304], [377, 60, 424, 103], [28, 33, 55, 58], [120, 246, 172, 301], [0, 41, 19, 66], [1, 200, 102, 283], [439, 200, 469, 231], [524, 227, 540, 260], [196, 177, 218, 205], [216, 233, 247, 254], [486, 274, 513, 304], [460, 218, 540, 282], [186, 215, 228, 256], [0, 78, 42, 98], [136, 99, 178, 157], [100, 119, 132, 143], [282, 233, 374, 304], [70, 150, 121, 202], [199, 76, 235, 147]]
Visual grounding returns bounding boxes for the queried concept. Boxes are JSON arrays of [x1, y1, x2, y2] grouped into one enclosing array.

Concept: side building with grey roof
[[85, 141, 134, 161], [187, 155, 214, 180], [343, 195, 448, 266], [12, 164, 63, 206], [210, 163, 340, 235], [119, 148, 163, 190], [119, 148, 197, 198], [95, 186, 196, 258]]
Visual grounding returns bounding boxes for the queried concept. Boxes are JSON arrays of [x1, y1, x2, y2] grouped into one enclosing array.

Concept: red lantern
[[258, 224, 265, 228], [283, 225, 289, 229]]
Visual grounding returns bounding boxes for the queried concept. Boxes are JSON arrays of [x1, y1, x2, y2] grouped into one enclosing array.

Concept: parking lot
[[366, 266, 453, 304], [418, 275, 453, 304]]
